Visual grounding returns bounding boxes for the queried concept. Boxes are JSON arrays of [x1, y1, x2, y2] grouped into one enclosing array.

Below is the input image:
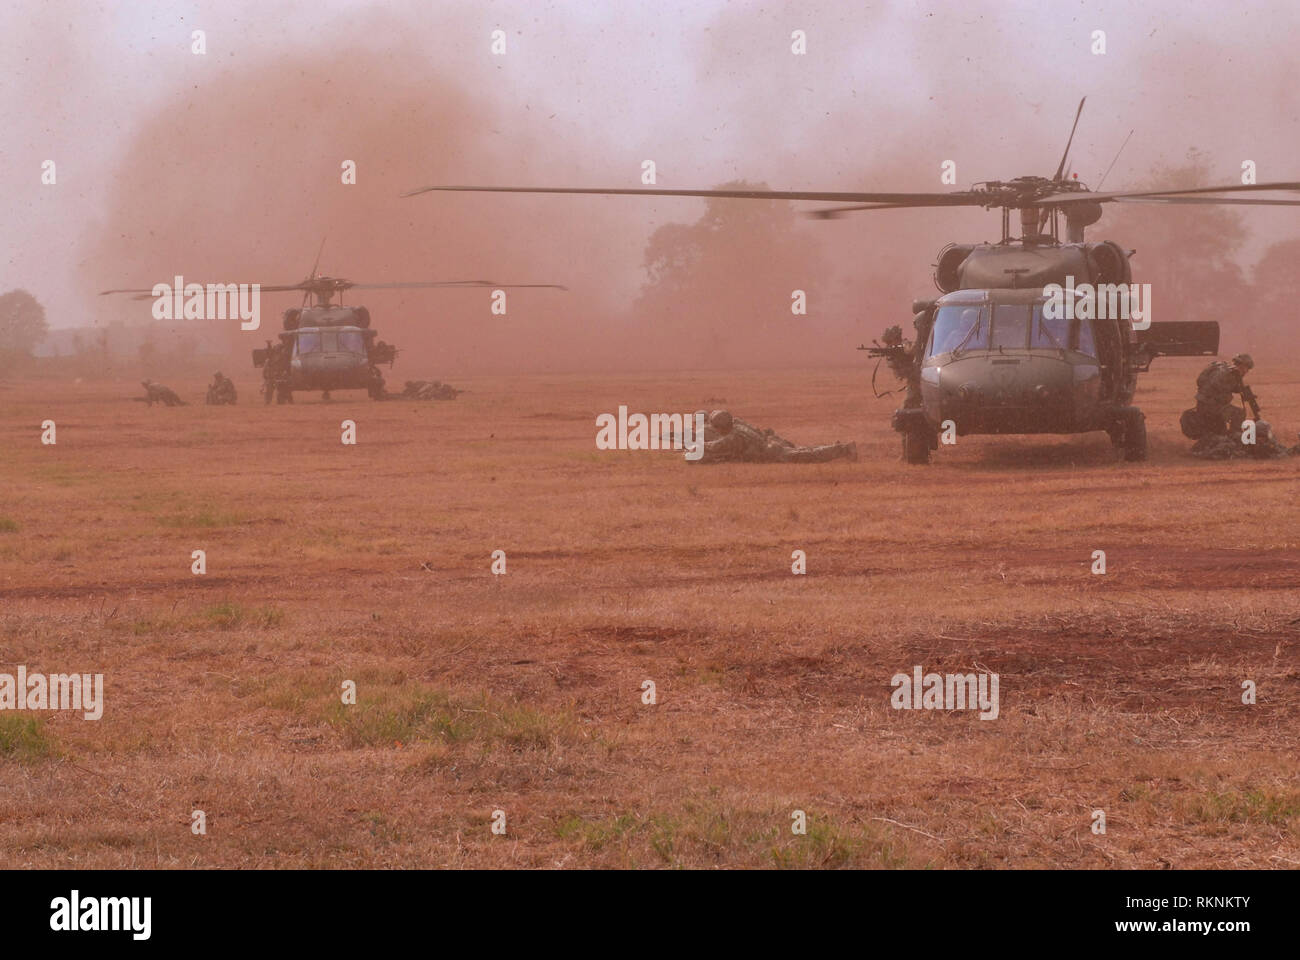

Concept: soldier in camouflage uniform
[[1191, 419, 1300, 460], [261, 342, 292, 404], [205, 371, 237, 405], [1182, 353, 1254, 452], [693, 409, 857, 464], [400, 379, 463, 400], [1259, 422, 1300, 458], [137, 380, 186, 407]]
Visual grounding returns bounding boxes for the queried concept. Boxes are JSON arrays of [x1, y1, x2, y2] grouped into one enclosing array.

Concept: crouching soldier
[[1181, 353, 1255, 453], [138, 380, 186, 407], [205, 371, 237, 405]]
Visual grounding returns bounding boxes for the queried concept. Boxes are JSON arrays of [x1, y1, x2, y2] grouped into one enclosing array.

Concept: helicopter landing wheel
[[1112, 408, 1147, 462], [901, 421, 933, 465]]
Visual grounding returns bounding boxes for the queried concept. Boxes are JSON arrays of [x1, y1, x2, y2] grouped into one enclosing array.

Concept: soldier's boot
[[830, 441, 858, 462], [817, 442, 858, 462], [1180, 407, 1208, 440]]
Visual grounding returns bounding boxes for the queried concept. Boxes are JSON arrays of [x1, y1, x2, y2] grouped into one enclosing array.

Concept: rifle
[[857, 325, 915, 398], [859, 341, 912, 362], [1241, 384, 1262, 420], [857, 324, 910, 361]]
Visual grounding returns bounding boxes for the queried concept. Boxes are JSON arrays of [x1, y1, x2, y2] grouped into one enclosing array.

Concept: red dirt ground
[[1, 360, 1297, 868]]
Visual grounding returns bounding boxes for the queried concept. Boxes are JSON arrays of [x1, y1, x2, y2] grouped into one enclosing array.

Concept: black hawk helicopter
[[103, 247, 565, 403], [404, 99, 1300, 462]]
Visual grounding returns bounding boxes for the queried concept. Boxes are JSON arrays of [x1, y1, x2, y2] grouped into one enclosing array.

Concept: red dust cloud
[[72, 3, 1300, 376]]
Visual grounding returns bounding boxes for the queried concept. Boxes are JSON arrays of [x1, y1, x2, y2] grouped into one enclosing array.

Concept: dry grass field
[[1, 359, 1298, 869]]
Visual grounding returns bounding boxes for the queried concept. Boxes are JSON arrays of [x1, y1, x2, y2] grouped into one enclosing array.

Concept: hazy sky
[[3, 0, 1297, 354]]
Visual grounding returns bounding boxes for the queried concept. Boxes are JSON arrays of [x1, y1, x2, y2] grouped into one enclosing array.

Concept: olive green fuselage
[[916, 287, 1131, 437]]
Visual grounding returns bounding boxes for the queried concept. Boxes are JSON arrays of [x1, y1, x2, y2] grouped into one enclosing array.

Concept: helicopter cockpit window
[[1031, 305, 1069, 349], [337, 329, 364, 354], [929, 305, 989, 356], [1074, 317, 1097, 358], [991, 304, 1031, 349], [295, 331, 321, 355]]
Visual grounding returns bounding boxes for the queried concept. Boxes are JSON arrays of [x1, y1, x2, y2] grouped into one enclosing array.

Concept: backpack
[[1197, 361, 1228, 392]]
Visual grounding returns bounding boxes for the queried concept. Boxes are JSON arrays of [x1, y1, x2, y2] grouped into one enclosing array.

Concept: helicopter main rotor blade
[[1110, 195, 1300, 206], [805, 201, 964, 219], [104, 280, 567, 299], [99, 287, 161, 298], [241, 284, 320, 294], [101, 283, 315, 299], [349, 281, 567, 291], [348, 280, 493, 289], [1041, 180, 1300, 204], [404, 184, 980, 205]]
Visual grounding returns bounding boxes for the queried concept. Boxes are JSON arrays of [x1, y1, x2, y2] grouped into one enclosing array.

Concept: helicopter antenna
[[302, 237, 328, 309], [1095, 129, 1134, 192], [1052, 97, 1087, 182], [1037, 97, 1087, 236], [309, 237, 327, 280]]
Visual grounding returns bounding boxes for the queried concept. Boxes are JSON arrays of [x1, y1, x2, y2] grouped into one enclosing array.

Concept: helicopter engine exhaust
[[1065, 202, 1104, 243]]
